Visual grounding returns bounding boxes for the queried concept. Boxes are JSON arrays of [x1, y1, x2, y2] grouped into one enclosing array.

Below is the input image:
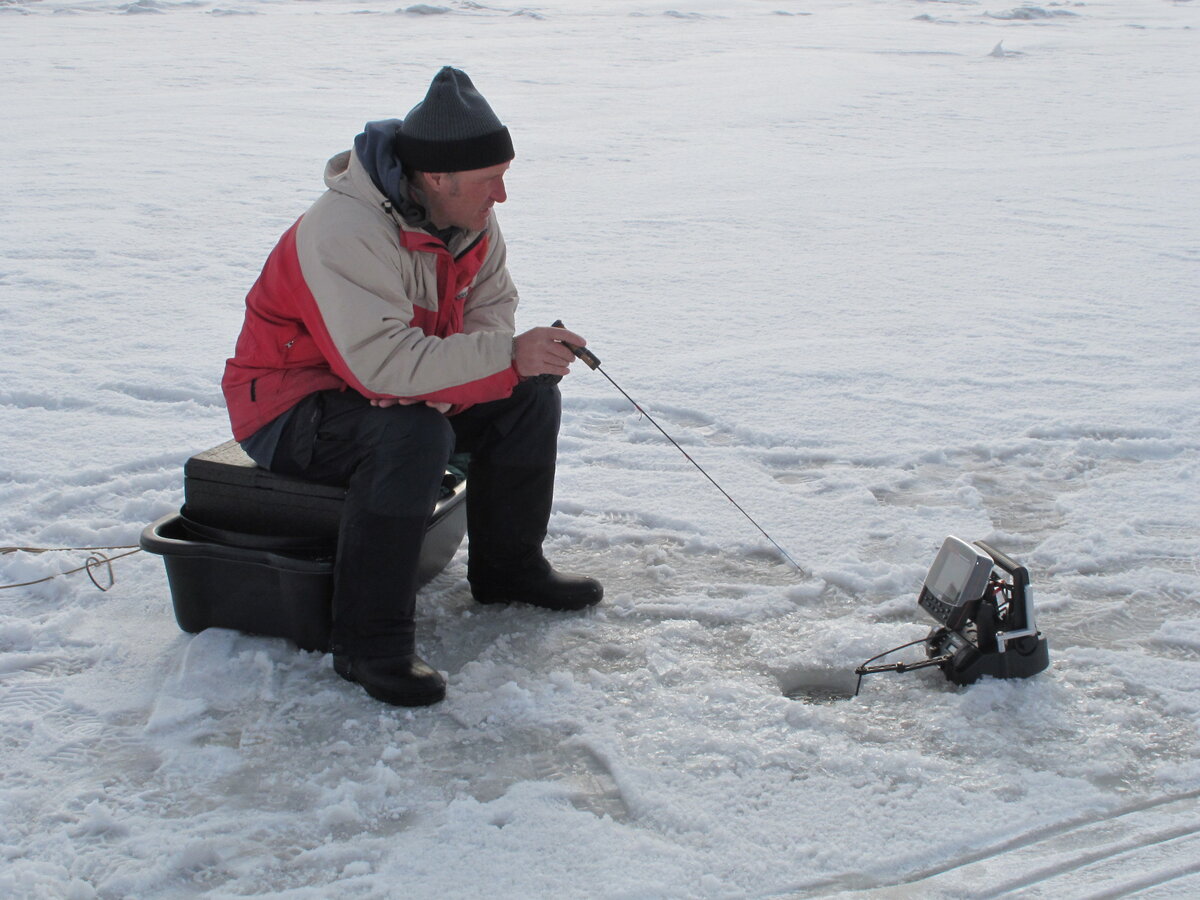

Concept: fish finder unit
[[855, 537, 1049, 691]]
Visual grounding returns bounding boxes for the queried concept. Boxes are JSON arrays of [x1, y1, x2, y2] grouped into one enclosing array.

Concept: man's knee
[[366, 403, 454, 452], [452, 378, 561, 466], [354, 405, 455, 513], [518, 377, 562, 428], [505, 379, 562, 463]]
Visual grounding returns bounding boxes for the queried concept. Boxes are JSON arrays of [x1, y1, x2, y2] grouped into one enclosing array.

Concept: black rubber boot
[[330, 510, 448, 705], [333, 654, 446, 707], [466, 462, 603, 610], [471, 566, 603, 610]]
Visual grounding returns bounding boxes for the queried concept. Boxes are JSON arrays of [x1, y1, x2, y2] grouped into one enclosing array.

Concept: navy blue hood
[[353, 119, 426, 225]]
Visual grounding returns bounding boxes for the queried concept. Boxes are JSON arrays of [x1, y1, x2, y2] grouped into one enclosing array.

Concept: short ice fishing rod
[[552, 320, 811, 578]]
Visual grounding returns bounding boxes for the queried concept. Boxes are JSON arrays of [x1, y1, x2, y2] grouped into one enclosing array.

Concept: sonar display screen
[[919, 537, 995, 627]]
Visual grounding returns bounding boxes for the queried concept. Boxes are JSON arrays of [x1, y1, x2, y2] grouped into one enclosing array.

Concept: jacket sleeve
[[294, 201, 519, 405]]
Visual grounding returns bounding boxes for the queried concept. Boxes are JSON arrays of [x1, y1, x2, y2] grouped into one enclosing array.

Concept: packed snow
[[2, 0, 1198, 896]]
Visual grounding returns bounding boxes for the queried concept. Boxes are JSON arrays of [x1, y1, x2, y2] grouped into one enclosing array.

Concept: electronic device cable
[[853, 636, 955, 696]]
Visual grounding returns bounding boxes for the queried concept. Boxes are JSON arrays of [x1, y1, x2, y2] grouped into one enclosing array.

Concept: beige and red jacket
[[222, 147, 520, 441]]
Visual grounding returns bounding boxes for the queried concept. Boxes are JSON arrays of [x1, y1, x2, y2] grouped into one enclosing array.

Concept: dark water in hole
[[779, 670, 859, 703], [783, 683, 857, 703]]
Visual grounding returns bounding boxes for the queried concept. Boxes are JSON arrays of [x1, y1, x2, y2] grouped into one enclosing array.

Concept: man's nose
[[492, 178, 507, 204]]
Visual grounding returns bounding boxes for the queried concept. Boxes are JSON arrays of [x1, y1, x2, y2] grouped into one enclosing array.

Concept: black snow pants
[[268, 379, 561, 658]]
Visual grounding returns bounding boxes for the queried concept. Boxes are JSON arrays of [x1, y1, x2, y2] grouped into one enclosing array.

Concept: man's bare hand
[[370, 397, 452, 414], [513, 326, 587, 378]]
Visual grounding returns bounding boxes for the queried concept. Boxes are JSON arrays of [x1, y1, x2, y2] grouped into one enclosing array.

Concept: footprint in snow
[[987, 6, 1079, 20]]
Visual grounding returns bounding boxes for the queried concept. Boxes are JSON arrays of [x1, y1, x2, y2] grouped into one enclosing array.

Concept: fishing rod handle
[[551, 319, 602, 369]]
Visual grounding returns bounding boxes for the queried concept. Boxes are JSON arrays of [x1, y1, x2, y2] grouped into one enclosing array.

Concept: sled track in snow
[[770, 789, 1200, 898]]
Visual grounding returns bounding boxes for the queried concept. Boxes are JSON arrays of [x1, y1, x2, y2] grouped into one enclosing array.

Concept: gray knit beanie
[[396, 67, 515, 173]]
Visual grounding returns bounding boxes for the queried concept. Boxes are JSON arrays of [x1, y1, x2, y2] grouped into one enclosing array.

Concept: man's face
[[422, 162, 509, 232]]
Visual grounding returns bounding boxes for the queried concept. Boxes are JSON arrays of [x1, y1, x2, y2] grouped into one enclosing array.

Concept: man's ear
[[421, 171, 450, 193]]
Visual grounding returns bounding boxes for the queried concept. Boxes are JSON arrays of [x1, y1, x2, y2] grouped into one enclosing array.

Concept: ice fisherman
[[222, 67, 603, 707]]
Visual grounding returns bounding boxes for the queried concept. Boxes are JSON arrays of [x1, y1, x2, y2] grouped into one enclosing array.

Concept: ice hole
[[777, 667, 858, 703]]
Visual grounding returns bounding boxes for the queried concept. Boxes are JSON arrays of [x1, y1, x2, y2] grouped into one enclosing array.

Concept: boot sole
[[470, 587, 603, 611]]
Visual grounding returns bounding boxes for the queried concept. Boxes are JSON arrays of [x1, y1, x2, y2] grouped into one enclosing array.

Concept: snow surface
[[2, 0, 1198, 896]]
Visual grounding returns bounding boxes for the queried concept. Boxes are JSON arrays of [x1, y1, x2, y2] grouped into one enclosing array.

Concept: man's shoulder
[[304, 184, 395, 245], [298, 190, 450, 281]]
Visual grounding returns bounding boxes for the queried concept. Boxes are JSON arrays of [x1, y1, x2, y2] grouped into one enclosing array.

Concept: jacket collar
[[324, 142, 486, 256]]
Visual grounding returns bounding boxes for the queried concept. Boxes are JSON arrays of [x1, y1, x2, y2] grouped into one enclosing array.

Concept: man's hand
[[370, 397, 452, 414], [513, 325, 587, 378]]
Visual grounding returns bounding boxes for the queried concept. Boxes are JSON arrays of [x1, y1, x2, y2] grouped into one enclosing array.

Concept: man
[[222, 67, 602, 708]]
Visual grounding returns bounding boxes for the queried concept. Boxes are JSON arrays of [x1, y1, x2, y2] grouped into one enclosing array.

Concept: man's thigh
[[271, 390, 451, 488]]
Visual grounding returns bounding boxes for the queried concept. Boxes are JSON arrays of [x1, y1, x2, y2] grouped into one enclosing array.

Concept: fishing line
[[552, 321, 810, 577]]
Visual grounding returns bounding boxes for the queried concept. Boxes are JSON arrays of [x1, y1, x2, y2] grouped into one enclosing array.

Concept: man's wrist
[[511, 336, 528, 380]]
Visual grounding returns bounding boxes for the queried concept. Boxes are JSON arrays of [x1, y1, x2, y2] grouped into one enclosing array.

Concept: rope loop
[[0, 545, 141, 592]]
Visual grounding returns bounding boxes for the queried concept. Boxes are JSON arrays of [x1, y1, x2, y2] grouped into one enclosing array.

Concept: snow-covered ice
[[2, 0, 1198, 896]]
